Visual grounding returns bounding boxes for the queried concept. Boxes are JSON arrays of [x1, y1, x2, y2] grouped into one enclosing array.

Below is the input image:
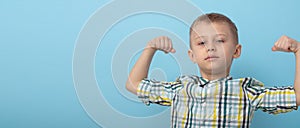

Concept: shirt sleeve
[[245, 78, 298, 114], [137, 78, 183, 106]]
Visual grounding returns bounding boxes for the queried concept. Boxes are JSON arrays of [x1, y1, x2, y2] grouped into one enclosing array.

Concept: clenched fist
[[147, 36, 176, 53], [272, 35, 300, 54]]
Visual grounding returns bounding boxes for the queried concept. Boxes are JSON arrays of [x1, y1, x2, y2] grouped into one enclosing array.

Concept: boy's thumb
[[271, 46, 278, 51], [289, 43, 297, 52], [170, 48, 176, 53]]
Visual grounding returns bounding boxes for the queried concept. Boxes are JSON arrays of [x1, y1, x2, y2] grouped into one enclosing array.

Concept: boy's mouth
[[205, 56, 219, 61]]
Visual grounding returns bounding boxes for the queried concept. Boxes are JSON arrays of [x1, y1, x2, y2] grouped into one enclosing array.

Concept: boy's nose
[[207, 48, 215, 51], [205, 44, 216, 52]]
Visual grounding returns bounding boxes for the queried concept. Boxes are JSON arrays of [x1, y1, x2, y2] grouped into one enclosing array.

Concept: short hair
[[190, 13, 238, 47]]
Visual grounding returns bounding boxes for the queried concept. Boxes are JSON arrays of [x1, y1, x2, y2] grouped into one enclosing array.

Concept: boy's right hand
[[147, 36, 176, 53]]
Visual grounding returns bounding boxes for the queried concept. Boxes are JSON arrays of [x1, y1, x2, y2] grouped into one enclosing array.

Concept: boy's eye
[[198, 42, 205, 45], [216, 40, 225, 43]]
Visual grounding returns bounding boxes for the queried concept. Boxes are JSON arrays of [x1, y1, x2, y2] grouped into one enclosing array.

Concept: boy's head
[[190, 13, 239, 48], [188, 13, 241, 79]]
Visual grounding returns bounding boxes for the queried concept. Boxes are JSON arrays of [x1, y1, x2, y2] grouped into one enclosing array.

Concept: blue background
[[1, 0, 299, 128]]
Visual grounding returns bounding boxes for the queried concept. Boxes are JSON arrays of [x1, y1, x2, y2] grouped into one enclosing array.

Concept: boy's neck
[[200, 71, 230, 81]]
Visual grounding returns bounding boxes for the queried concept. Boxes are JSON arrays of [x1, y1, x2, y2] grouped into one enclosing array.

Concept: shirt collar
[[197, 75, 233, 87]]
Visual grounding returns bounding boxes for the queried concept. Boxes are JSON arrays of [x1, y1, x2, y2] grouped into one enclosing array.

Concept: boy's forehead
[[190, 22, 231, 37]]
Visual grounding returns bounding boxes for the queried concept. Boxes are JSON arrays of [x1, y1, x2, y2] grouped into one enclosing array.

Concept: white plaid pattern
[[137, 75, 297, 128]]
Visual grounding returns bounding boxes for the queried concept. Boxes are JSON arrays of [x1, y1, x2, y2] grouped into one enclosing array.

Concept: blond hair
[[190, 13, 238, 46]]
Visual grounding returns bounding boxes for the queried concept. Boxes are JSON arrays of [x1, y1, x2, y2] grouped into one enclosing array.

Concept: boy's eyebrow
[[194, 35, 207, 39], [194, 34, 226, 39], [215, 34, 227, 37]]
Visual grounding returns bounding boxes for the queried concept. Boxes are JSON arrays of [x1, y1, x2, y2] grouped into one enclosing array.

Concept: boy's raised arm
[[272, 35, 300, 106], [126, 36, 176, 95]]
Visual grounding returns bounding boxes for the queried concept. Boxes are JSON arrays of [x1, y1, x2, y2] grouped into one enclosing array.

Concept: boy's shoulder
[[229, 77, 265, 87]]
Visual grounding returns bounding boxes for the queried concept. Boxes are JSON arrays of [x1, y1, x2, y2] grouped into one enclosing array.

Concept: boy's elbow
[[125, 83, 133, 93], [125, 81, 138, 95]]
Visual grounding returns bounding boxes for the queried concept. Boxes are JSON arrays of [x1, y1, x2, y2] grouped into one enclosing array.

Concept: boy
[[126, 13, 300, 127]]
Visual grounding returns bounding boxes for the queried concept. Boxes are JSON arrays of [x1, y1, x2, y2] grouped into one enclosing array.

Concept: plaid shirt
[[137, 75, 298, 128]]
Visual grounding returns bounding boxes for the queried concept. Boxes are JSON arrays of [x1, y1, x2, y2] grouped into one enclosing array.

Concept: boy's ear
[[188, 49, 196, 62], [233, 44, 242, 58]]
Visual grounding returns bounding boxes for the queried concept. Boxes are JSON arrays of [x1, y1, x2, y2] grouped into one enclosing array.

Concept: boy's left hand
[[272, 35, 300, 54]]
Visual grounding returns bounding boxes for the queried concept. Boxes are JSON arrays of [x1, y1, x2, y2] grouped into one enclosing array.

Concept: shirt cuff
[[137, 79, 152, 106]]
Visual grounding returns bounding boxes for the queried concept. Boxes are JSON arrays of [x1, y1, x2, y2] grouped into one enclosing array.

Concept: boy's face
[[188, 22, 241, 76]]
